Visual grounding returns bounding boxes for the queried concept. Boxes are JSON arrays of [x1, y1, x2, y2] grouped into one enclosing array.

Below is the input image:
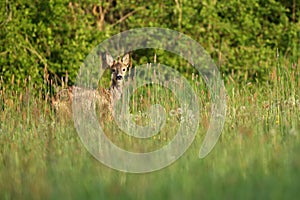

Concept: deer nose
[[116, 75, 123, 80]]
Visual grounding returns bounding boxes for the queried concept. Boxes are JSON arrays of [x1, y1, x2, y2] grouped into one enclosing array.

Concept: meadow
[[0, 54, 299, 200], [1, 0, 300, 199]]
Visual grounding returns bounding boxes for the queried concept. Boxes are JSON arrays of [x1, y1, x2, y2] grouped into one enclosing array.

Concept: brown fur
[[52, 53, 130, 121]]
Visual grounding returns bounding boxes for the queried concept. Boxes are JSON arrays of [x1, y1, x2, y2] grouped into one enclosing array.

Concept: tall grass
[[0, 56, 300, 200]]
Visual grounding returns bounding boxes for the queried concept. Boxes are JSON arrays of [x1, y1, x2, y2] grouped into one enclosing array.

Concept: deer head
[[106, 53, 130, 87]]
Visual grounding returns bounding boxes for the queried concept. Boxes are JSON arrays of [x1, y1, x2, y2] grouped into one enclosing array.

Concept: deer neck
[[109, 81, 123, 102]]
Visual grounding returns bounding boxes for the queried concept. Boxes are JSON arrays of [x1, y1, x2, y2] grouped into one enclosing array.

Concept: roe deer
[[52, 53, 130, 120], [105, 53, 130, 103]]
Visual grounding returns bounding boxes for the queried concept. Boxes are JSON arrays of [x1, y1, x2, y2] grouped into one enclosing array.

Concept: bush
[[0, 0, 299, 88]]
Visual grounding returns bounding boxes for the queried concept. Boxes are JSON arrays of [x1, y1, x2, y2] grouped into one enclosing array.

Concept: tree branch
[[110, 7, 145, 27]]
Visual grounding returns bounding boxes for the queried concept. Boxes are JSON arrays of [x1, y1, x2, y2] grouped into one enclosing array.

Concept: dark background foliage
[[0, 0, 299, 88]]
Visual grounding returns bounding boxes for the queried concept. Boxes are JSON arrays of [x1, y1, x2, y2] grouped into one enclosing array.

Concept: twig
[[22, 36, 48, 69], [111, 7, 145, 27], [0, 0, 12, 28]]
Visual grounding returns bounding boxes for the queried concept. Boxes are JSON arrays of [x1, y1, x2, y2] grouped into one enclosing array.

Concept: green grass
[[0, 57, 300, 200]]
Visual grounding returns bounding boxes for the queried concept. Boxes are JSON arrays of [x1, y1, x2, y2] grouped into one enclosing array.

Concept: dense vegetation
[[1, 0, 299, 86], [0, 0, 300, 200]]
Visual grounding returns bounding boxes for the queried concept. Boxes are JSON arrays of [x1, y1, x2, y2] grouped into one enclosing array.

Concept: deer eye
[[111, 69, 116, 72], [122, 68, 126, 72]]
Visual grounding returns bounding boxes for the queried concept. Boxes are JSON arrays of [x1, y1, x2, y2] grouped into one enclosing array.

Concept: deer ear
[[106, 53, 114, 67], [122, 54, 130, 66]]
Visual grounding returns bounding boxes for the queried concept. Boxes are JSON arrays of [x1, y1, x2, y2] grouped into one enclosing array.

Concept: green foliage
[[0, 0, 299, 87]]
